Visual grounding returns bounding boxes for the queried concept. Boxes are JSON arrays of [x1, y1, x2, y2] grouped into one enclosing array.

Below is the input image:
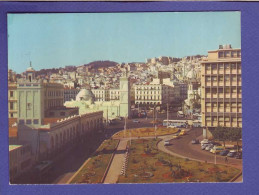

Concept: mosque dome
[[76, 89, 95, 102]]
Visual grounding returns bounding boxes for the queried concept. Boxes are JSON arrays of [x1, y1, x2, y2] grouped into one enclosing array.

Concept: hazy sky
[[8, 12, 241, 73]]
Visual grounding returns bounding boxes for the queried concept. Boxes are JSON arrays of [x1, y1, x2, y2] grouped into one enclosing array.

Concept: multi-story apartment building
[[135, 84, 163, 106], [8, 70, 18, 118], [109, 89, 120, 101], [64, 87, 80, 102], [92, 88, 110, 101], [135, 78, 180, 107], [201, 45, 242, 136]]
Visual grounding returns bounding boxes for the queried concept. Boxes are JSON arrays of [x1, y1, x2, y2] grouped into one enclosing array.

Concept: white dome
[[76, 89, 95, 101]]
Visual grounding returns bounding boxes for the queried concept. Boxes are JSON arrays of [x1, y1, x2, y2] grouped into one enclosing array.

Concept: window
[[10, 102, 14, 110], [10, 113, 13, 118], [225, 64, 230, 69], [19, 120, 24, 124], [10, 91, 14, 97], [27, 103, 31, 110], [231, 63, 236, 69], [33, 119, 39, 124], [26, 120, 32, 124], [225, 75, 230, 81]]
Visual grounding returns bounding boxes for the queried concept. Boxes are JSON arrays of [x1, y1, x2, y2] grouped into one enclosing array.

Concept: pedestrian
[[225, 156, 228, 163]]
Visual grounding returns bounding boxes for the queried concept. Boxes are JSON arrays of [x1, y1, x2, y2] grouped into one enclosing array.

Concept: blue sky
[[8, 12, 241, 73]]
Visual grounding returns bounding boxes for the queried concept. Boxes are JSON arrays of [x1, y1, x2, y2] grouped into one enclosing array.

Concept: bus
[[163, 120, 187, 128]]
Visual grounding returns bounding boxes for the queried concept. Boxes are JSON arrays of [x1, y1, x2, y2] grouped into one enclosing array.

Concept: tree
[[212, 126, 228, 148], [226, 128, 242, 152], [212, 127, 242, 150]]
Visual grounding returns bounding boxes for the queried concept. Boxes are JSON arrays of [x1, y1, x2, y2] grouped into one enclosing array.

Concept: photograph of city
[[8, 12, 242, 184]]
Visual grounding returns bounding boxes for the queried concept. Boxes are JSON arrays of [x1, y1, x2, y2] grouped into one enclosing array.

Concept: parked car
[[227, 150, 237, 158], [201, 144, 209, 150], [179, 130, 187, 136], [133, 120, 140, 123], [200, 139, 209, 146], [191, 139, 199, 144], [211, 146, 224, 154], [219, 150, 229, 156], [205, 144, 214, 151], [164, 140, 171, 146], [235, 152, 242, 159]]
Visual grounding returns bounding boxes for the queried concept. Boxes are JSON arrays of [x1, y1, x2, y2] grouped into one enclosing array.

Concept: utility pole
[[153, 105, 155, 127], [106, 106, 108, 127], [214, 152, 217, 165], [167, 103, 169, 128], [124, 115, 127, 138]]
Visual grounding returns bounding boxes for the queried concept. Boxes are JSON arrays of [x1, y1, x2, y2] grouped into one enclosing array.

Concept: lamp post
[[214, 152, 217, 165], [167, 103, 169, 128]]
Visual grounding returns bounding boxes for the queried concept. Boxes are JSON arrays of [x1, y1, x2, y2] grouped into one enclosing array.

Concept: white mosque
[[65, 73, 131, 121]]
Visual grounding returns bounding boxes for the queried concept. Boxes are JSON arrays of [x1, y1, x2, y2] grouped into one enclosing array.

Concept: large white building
[[134, 78, 180, 107]]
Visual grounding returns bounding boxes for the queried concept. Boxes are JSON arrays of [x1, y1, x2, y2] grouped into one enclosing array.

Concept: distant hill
[[84, 60, 118, 69]]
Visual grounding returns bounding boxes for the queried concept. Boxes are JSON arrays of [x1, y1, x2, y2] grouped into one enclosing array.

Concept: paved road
[[158, 128, 243, 182], [103, 140, 128, 184]]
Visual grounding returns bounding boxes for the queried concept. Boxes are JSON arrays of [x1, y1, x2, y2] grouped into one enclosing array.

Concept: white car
[[200, 139, 209, 146]]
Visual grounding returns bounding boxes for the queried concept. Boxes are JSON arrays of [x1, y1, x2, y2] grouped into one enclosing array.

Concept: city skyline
[[8, 12, 240, 73]]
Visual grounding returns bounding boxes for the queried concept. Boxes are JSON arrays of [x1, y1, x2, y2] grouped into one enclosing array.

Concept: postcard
[[6, 11, 243, 185]]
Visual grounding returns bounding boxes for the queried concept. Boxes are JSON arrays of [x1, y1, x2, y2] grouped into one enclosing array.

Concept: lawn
[[118, 139, 240, 183], [70, 139, 119, 184], [112, 127, 179, 139]]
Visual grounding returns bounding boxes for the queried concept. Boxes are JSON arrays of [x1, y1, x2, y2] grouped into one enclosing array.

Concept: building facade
[[201, 45, 242, 137], [64, 87, 80, 102]]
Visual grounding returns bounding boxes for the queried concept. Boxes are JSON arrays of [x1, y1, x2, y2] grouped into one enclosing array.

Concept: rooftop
[[9, 145, 22, 152]]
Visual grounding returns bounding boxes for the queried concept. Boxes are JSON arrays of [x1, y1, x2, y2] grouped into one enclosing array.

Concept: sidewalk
[[103, 139, 128, 184]]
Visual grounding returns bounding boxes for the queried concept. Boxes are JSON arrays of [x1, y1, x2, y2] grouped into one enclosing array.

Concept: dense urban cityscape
[[8, 44, 242, 184]]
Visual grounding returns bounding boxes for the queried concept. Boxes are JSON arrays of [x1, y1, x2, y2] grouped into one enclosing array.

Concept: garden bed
[[70, 139, 119, 184], [113, 127, 179, 139], [117, 139, 240, 183]]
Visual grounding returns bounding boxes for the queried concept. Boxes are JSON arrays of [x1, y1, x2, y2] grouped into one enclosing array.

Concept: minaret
[[119, 70, 131, 118]]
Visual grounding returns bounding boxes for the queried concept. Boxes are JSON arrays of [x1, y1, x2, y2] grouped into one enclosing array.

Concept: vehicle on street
[[191, 139, 199, 144], [179, 130, 187, 136], [211, 146, 224, 154], [163, 120, 187, 128], [164, 140, 171, 146], [200, 139, 209, 146], [34, 161, 54, 176], [133, 120, 140, 123], [205, 144, 214, 151], [172, 135, 179, 139], [227, 150, 237, 157], [201, 144, 210, 150], [219, 150, 230, 156], [235, 152, 242, 159]]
